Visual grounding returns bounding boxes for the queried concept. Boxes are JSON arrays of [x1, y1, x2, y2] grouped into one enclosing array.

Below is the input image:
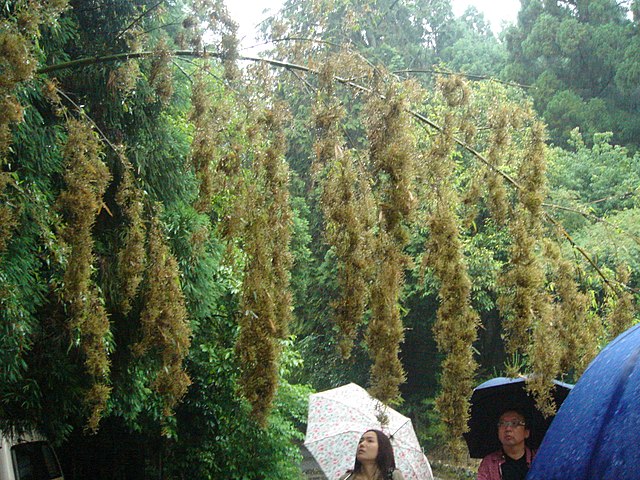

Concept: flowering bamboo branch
[[36, 49, 621, 295]]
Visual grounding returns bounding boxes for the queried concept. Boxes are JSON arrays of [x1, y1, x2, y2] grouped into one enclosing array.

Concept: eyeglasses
[[497, 420, 526, 428]]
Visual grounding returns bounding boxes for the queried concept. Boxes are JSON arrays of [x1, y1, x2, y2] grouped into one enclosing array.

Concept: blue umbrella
[[464, 376, 573, 458], [527, 323, 640, 480]]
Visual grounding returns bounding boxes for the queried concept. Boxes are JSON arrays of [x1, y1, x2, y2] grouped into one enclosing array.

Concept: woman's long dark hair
[[352, 429, 397, 478]]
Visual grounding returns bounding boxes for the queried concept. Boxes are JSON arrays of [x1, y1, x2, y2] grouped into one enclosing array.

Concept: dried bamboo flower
[[149, 37, 174, 103], [544, 240, 596, 375], [134, 213, 191, 419], [58, 118, 112, 430], [364, 83, 417, 404], [313, 56, 374, 358], [115, 157, 146, 315], [498, 120, 548, 355], [607, 265, 636, 340], [235, 105, 293, 424]]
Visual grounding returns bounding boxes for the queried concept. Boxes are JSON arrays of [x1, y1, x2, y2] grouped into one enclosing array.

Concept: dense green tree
[[547, 128, 640, 290], [439, 7, 509, 76], [548, 129, 640, 220], [504, 0, 640, 148]]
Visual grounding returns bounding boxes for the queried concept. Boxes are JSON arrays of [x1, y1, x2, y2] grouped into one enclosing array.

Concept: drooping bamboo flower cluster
[[115, 157, 147, 316], [59, 118, 112, 430], [364, 83, 416, 404], [498, 120, 547, 355], [314, 57, 375, 359], [423, 76, 479, 455], [235, 106, 294, 424], [133, 213, 192, 419]]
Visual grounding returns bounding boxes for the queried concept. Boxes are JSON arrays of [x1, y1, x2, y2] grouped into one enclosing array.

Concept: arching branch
[[35, 49, 623, 294], [36, 50, 220, 74], [543, 202, 640, 248]]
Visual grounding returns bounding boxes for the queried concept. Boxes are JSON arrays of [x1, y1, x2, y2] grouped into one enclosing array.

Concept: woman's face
[[356, 431, 379, 464]]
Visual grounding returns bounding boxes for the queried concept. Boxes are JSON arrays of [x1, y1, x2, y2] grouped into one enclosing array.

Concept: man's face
[[497, 411, 530, 449]]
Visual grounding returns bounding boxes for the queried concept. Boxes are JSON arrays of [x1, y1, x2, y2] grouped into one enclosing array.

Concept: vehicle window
[[11, 441, 63, 480]]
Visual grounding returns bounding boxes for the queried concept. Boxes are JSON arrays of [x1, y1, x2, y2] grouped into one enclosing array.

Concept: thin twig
[[56, 88, 120, 155], [288, 68, 317, 94], [171, 59, 192, 84], [543, 211, 621, 294], [393, 69, 531, 89], [589, 191, 634, 205], [543, 202, 640, 247], [241, 36, 343, 52], [114, 1, 166, 42]]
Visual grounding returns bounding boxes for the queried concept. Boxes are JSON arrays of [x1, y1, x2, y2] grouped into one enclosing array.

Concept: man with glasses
[[477, 409, 535, 480]]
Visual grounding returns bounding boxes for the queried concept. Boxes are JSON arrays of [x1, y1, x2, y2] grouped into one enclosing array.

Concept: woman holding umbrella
[[339, 429, 405, 480]]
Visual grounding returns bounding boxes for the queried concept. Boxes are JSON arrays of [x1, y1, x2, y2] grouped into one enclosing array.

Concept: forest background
[[1, 0, 639, 478]]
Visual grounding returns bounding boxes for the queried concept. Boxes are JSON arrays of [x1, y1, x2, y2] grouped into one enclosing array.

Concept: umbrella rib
[[390, 418, 411, 439], [304, 428, 363, 446]]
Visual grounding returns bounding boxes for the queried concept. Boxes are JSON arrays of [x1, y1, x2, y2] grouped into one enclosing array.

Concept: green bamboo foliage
[[498, 120, 548, 354], [314, 58, 374, 359], [423, 76, 479, 456], [365, 83, 415, 403], [58, 118, 112, 430], [0, 0, 68, 254], [236, 106, 293, 424], [115, 156, 147, 315], [133, 214, 191, 419], [0, 174, 18, 257]]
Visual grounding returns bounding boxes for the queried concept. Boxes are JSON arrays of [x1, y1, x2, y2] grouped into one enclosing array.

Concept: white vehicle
[[0, 432, 64, 480]]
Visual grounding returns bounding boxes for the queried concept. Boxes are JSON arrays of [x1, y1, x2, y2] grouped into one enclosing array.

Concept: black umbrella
[[463, 376, 573, 458]]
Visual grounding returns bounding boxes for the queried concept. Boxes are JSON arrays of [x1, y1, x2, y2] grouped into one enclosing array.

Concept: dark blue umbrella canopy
[[464, 376, 572, 458], [527, 323, 640, 480]]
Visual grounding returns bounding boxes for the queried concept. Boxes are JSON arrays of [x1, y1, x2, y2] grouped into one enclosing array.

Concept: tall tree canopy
[[504, 0, 640, 149]]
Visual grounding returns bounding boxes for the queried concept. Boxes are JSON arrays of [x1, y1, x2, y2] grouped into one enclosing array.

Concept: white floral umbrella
[[304, 383, 434, 480]]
